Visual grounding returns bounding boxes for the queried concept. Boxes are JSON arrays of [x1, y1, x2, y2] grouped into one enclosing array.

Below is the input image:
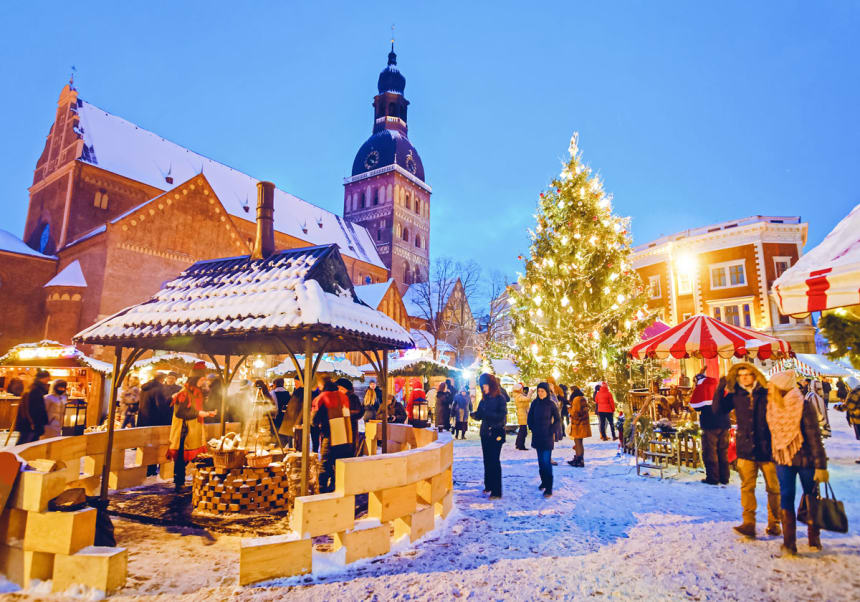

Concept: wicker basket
[[246, 453, 272, 469], [212, 449, 246, 470]]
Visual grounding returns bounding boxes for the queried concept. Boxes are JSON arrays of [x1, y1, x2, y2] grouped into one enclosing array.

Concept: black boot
[[575, 455, 585, 467]]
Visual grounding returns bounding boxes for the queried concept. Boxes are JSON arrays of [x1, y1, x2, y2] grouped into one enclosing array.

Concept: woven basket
[[246, 453, 272, 469], [212, 449, 245, 470]]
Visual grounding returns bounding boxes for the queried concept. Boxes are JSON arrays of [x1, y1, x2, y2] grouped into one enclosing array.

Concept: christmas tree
[[510, 134, 649, 385]]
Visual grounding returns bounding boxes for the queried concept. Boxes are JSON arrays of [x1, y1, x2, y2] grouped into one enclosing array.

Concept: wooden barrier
[[241, 426, 455, 584], [0, 423, 239, 592]]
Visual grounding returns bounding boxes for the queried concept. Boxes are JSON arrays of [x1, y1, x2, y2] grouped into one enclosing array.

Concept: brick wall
[[0, 252, 57, 350]]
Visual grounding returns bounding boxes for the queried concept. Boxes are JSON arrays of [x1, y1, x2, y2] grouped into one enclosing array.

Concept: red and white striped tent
[[773, 203, 860, 316], [629, 314, 793, 360]]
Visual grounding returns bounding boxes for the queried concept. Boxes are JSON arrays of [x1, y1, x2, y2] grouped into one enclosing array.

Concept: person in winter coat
[[805, 380, 831, 438], [451, 384, 472, 439], [15, 370, 51, 444], [472, 373, 507, 499], [566, 386, 591, 467], [595, 382, 617, 440], [42, 380, 68, 439], [766, 370, 829, 554], [513, 383, 531, 450], [713, 362, 781, 539], [528, 382, 562, 497], [167, 362, 216, 492], [336, 378, 363, 455], [271, 378, 291, 430], [363, 379, 382, 421], [279, 385, 303, 449], [836, 378, 849, 404], [138, 374, 169, 427], [834, 384, 860, 463], [559, 384, 571, 429], [5, 377, 24, 397], [386, 394, 408, 424], [312, 380, 354, 492], [690, 368, 730, 485], [118, 376, 141, 428], [162, 372, 181, 400], [434, 382, 453, 431]]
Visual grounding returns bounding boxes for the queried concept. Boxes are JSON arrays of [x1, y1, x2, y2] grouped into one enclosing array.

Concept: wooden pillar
[[300, 338, 313, 496], [219, 354, 230, 437], [380, 351, 388, 454], [99, 346, 124, 500]]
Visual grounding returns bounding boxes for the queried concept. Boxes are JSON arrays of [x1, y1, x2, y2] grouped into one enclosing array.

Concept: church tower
[[344, 44, 431, 287]]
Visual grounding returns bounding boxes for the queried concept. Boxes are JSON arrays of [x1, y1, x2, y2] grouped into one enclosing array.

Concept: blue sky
[[1, 2, 857, 282]]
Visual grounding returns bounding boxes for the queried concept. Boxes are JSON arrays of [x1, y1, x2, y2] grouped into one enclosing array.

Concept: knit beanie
[[188, 361, 207, 385], [478, 373, 493, 388], [536, 382, 551, 398], [335, 377, 354, 393], [769, 370, 796, 393]]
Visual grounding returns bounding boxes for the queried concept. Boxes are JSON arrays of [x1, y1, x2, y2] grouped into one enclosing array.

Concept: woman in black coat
[[434, 382, 453, 431], [528, 382, 562, 497], [471, 373, 507, 499], [15, 370, 51, 444]]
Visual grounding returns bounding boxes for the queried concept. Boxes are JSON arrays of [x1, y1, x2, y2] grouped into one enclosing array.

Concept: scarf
[[766, 385, 805, 465]]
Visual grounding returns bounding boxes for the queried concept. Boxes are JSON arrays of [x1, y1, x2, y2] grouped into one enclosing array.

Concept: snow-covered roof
[[74, 244, 412, 354], [0, 340, 112, 373], [74, 99, 385, 269], [267, 355, 363, 378], [410, 329, 455, 354], [358, 355, 459, 374], [0, 228, 55, 260], [354, 279, 395, 309], [44, 260, 87, 288], [470, 357, 520, 377], [132, 353, 216, 370]]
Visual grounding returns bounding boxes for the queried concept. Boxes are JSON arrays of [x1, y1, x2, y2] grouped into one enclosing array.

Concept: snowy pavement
[[4, 417, 860, 600]]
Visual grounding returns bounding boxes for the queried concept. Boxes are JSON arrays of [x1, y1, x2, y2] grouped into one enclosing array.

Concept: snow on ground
[[4, 415, 860, 601]]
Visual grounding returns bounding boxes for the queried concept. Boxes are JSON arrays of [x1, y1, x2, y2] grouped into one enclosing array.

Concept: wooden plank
[[435, 489, 453, 519], [335, 454, 408, 495], [134, 446, 165, 466], [239, 535, 311, 586], [52, 546, 127, 594], [334, 523, 390, 563], [368, 483, 417, 523], [291, 493, 355, 538], [108, 466, 147, 490], [112, 428, 151, 450], [0, 544, 54, 587], [405, 446, 441, 483], [85, 432, 108, 455], [393, 505, 435, 542], [416, 467, 451, 505], [23, 507, 96, 555], [386, 423, 409, 443], [413, 428, 437, 448], [10, 470, 68, 512], [45, 437, 87, 463], [439, 438, 454, 470], [82, 454, 105, 476], [66, 475, 102, 496]]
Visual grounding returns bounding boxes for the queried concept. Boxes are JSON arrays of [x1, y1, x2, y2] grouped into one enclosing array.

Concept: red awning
[[629, 314, 793, 360]]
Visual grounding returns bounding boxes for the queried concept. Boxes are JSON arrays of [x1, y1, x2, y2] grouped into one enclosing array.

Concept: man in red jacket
[[595, 382, 616, 440], [690, 367, 730, 485]]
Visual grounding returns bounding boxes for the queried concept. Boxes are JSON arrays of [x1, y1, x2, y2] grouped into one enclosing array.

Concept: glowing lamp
[[410, 398, 430, 428], [62, 399, 87, 436]]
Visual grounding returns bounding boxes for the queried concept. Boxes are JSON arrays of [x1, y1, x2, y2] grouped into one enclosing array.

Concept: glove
[[814, 469, 829, 483]]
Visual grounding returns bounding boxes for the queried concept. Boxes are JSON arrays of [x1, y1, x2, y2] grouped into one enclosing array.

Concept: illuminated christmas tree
[[510, 134, 649, 385]]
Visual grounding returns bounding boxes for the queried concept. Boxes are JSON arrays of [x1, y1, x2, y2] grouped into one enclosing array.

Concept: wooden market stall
[[626, 313, 793, 476], [0, 340, 112, 432]]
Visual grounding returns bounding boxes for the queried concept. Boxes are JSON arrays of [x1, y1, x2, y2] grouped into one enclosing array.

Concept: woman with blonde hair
[[766, 370, 828, 555]]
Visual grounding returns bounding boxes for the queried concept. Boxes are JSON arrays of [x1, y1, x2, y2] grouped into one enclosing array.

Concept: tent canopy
[[268, 355, 363, 378], [773, 203, 860, 315], [768, 353, 853, 379], [629, 314, 792, 360]]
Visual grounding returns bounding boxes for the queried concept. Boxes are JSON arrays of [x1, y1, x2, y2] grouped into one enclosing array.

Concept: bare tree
[[476, 272, 514, 360]]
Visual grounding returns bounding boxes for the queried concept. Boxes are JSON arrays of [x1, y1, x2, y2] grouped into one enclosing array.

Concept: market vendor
[[167, 361, 216, 492]]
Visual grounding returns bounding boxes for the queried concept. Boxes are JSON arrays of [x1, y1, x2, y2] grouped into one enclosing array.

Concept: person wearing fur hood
[[713, 362, 781, 539], [767, 370, 829, 555]]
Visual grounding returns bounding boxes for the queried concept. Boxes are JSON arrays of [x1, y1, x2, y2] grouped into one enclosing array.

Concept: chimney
[[251, 181, 276, 260]]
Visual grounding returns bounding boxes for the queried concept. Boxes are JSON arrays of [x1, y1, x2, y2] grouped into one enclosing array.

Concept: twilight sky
[[1, 2, 857, 283]]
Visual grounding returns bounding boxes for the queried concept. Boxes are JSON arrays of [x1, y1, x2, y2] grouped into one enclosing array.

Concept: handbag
[[815, 482, 849, 533], [797, 491, 815, 525]]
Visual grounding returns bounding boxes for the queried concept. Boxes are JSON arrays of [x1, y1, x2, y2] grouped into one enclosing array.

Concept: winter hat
[[513, 382, 523, 392], [478, 373, 493, 388], [35, 370, 51, 380], [769, 370, 796, 393], [335, 377, 354, 393], [188, 361, 207, 385], [536, 382, 551, 398]]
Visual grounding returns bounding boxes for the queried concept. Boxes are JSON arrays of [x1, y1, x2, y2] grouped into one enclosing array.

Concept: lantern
[[410, 398, 429, 428], [62, 399, 87, 436]]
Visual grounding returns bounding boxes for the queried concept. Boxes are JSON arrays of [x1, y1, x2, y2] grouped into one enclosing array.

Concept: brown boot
[[780, 508, 797, 555], [766, 522, 782, 537], [807, 497, 822, 550], [733, 523, 756, 539]]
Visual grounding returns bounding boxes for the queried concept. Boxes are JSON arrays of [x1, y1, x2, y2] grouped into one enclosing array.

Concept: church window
[[402, 227, 409, 242], [93, 190, 109, 209], [361, 191, 367, 209], [414, 198, 421, 214], [373, 189, 379, 205], [38, 223, 51, 254], [377, 229, 383, 241], [405, 193, 411, 211], [404, 261, 412, 284], [388, 102, 396, 117], [415, 234, 421, 249]]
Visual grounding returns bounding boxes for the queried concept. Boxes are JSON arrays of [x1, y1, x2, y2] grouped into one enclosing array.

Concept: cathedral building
[[0, 46, 430, 354], [343, 45, 431, 290]]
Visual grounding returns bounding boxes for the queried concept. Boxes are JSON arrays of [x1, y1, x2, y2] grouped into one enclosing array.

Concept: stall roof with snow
[[74, 244, 412, 355], [0, 340, 112, 373]]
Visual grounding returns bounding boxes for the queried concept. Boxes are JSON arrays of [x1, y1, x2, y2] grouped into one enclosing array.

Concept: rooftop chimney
[[251, 181, 275, 260]]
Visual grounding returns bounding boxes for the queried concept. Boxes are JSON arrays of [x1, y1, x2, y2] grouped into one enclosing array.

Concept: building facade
[[343, 45, 431, 289], [631, 215, 816, 353]]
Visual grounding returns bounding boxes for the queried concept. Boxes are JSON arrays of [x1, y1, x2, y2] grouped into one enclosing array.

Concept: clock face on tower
[[405, 151, 417, 175], [364, 150, 380, 170]]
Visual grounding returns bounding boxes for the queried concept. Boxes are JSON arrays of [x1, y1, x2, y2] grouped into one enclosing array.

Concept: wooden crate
[[369, 483, 417, 523], [23, 508, 96, 555], [239, 535, 311, 585], [52, 546, 127, 594]]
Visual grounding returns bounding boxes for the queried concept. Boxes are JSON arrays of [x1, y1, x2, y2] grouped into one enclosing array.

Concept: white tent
[[773, 203, 860, 316]]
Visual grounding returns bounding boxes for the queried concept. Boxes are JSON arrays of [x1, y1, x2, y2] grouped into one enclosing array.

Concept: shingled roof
[[74, 244, 412, 355]]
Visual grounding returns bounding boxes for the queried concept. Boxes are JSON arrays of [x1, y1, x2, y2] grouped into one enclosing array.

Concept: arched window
[[373, 188, 379, 205], [361, 191, 367, 209], [38, 223, 51, 254], [405, 193, 411, 211], [403, 261, 412, 284], [413, 266, 422, 283], [377, 229, 383, 241], [414, 234, 421, 249], [395, 223, 402, 238], [402, 227, 409, 242], [414, 199, 421, 214]]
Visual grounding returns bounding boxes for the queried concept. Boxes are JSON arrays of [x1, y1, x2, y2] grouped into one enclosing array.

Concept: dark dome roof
[[351, 129, 425, 182], [377, 50, 405, 94]]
